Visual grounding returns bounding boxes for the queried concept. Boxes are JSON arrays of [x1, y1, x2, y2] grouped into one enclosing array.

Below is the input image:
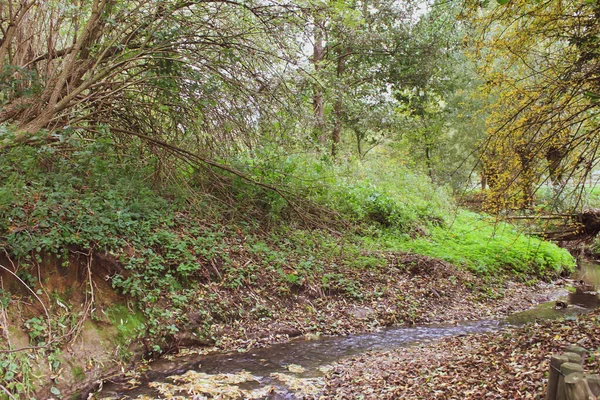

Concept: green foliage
[[366, 210, 575, 278], [0, 353, 33, 396], [0, 139, 575, 396], [230, 147, 452, 232], [318, 159, 452, 231]]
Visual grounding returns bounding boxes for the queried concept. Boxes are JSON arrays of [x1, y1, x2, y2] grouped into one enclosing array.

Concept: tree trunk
[[331, 47, 348, 158], [355, 128, 362, 158], [546, 146, 567, 188], [312, 13, 326, 146]]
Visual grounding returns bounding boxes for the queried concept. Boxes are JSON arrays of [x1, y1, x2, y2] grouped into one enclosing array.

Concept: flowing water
[[98, 261, 600, 399]]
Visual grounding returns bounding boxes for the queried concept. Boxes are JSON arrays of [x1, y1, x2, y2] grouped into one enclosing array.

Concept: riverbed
[[96, 261, 600, 399]]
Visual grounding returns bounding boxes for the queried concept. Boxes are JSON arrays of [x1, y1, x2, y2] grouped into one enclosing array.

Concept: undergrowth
[[364, 210, 575, 278], [0, 140, 575, 397]]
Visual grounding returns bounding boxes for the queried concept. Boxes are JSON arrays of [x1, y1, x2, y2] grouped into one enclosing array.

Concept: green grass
[[364, 210, 575, 278]]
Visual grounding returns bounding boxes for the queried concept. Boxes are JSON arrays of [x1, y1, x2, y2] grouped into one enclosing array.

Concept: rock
[[346, 306, 375, 320], [554, 300, 568, 309], [270, 323, 302, 338]]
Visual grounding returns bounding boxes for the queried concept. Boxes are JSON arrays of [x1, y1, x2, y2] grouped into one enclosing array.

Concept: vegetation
[[366, 210, 574, 277], [465, 0, 600, 211], [0, 0, 597, 397]]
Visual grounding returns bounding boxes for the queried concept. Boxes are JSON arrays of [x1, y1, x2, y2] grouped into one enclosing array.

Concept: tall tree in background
[[306, 0, 417, 157], [389, 0, 485, 188], [465, 0, 600, 211]]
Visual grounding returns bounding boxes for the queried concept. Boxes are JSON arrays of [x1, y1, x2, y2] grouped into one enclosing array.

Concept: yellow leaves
[[270, 372, 323, 395], [139, 367, 325, 399], [147, 370, 260, 399], [286, 363, 306, 373]]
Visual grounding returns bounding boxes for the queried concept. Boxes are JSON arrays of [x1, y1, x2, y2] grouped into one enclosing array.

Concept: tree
[[388, 0, 486, 188], [304, 0, 417, 157], [465, 0, 600, 211], [0, 0, 302, 156]]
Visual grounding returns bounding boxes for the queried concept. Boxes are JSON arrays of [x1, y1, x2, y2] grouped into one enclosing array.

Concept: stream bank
[[90, 261, 600, 399], [324, 260, 600, 399], [325, 309, 600, 399], [1, 250, 573, 399]]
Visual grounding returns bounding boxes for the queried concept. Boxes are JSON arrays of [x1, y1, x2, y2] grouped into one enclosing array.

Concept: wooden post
[[564, 345, 587, 363], [585, 374, 600, 397], [548, 354, 570, 400], [564, 373, 594, 400], [558, 363, 585, 400], [564, 352, 583, 365]]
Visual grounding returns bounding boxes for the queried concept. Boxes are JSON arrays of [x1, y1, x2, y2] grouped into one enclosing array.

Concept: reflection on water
[[99, 261, 600, 399], [573, 260, 600, 286], [569, 260, 600, 308]]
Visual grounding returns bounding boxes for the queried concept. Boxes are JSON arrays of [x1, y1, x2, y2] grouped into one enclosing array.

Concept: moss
[[105, 304, 146, 343], [71, 366, 85, 382]]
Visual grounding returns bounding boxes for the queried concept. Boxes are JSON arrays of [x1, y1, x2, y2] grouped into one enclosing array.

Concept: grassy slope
[[365, 210, 574, 278], [0, 143, 575, 396]]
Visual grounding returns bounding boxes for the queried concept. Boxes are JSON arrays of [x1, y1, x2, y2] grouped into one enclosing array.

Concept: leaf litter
[[325, 310, 600, 399]]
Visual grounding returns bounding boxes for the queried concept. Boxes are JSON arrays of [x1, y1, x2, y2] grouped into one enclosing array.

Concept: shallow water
[[569, 259, 600, 307], [98, 261, 600, 399]]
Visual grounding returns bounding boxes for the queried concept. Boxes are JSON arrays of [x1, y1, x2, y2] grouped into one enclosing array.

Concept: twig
[[505, 214, 576, 220], [0, 263, 53, 345], [0, 384, 17, 400], [0, 345, 49, 354]]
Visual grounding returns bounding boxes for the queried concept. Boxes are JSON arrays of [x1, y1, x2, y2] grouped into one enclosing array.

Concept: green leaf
[[50, 386, 61, 396], [584, 90, 600, 100], [496, 0, 510, 4]]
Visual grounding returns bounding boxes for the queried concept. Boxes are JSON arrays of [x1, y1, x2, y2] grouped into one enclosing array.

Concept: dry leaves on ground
[[325, 310, 600, 399]]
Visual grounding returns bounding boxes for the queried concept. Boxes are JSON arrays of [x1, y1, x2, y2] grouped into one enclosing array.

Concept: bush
[[229, 147, 453, 232]]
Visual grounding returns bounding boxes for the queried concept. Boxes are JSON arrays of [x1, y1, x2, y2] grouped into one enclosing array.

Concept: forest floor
[[324, 309, 600, 399]]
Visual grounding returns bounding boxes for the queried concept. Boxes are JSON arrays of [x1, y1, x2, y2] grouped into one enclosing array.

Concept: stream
[[98, 261, 600, 399]]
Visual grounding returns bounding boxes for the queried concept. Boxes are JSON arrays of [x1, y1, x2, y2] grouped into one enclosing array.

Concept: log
[[564, 373, 594, 400], [543, 208, 600, 241], [558, 363, 585, 400], [548, 354, 571, 400]]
